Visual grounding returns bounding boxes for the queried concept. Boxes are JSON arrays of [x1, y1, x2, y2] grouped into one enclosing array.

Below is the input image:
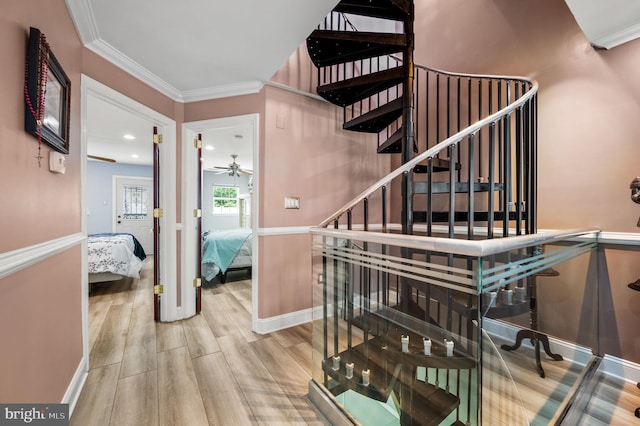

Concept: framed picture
[[24, 27, 71, 154]]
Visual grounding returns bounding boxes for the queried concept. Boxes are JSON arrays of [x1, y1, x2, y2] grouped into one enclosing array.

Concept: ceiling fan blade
[[88, 155, 116, 163], [213, 166, 230, 170], [239, 169, 253, 175]]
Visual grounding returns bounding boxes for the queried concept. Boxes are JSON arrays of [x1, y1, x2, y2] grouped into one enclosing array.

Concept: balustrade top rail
[[310, 226, 599, 257]]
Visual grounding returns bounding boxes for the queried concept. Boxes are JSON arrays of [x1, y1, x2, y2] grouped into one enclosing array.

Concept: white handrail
[[310, 227, 600, 257]]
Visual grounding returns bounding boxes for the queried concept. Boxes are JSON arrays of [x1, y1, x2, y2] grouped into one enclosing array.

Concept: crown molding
[[591, 22, 640, 49], [85, 39, 185, 102], [65, 0, 100, 44], [181, 81, 265, 102]]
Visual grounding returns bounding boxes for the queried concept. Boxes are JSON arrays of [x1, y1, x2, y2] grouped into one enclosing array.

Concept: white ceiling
[[75, 0, 640, 166], [71, 0, 338, 166]]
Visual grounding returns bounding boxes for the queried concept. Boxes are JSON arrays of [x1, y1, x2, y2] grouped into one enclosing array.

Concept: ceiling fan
[[87, 154, 116, 163], [212, 154, 252, 176]]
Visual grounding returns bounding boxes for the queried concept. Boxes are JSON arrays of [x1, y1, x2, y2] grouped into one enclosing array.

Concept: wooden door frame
[[181, 114, 259, 329], [80, 75, 178, 330]]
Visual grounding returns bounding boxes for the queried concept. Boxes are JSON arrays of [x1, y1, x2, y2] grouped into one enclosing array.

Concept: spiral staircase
[[307, 1, 540, 425]]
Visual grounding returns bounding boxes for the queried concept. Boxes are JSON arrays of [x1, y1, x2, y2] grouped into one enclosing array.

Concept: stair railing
[[319, 76, 537, 240], [315, 12, 537, 241]]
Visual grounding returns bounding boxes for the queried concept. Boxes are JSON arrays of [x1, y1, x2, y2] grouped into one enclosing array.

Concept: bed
[[202, 228, 252, 283], [88, 233, 147, 284]]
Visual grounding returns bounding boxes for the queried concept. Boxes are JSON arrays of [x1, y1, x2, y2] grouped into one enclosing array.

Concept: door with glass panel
[[115, 176, 153, 254]]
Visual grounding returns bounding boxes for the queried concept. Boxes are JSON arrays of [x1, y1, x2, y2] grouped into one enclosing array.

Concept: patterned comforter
[[88, 233, 145, 278]]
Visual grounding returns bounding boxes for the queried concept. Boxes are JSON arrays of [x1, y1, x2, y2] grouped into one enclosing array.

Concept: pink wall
[[0, 0, 84, 402], [415, 0, 640, 361], [0, 248, 83, 402], [0, 0, 82, 253], [258, 85, 390, 317]]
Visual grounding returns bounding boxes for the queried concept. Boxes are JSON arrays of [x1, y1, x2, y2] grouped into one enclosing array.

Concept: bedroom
[[86, 87, 256, 302]]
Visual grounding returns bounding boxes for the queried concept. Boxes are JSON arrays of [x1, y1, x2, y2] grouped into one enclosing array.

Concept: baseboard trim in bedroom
[[0, 232, 85, 279], [62, 356, 88, 417]]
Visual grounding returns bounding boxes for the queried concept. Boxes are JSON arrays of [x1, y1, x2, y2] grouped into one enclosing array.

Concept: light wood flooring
[[72, 258, 329, 426], [73, 257, 640, 425]]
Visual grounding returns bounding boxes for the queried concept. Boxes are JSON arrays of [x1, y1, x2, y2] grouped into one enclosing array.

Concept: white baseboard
[[482, 318, 593, 366], [600, 354, 640, 385], [62, 356, 88, 416], [255, 305, 332, 334]]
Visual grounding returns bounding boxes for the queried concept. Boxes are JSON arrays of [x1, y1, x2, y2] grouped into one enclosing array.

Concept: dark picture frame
[[24, 27, 71, 154]]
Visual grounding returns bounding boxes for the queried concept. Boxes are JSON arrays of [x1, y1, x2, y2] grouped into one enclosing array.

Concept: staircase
[[307, 1, 538, 424]]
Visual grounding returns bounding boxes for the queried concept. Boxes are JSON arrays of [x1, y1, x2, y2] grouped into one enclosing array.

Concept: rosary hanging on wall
[[23, 29, 50, 167], [23, 27, 71, 166]]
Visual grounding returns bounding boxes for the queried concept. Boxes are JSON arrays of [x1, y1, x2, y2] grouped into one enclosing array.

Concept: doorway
[[81, 74, 178, 331], [182, 114, 259, 331]]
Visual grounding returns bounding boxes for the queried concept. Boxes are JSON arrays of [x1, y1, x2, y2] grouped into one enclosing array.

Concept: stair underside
[[404, 280, 531, 320], [414, 181, 505, 194], [344, 97, 403, 133], [307, 30, 406, 68], [334, 0, 411, 21], [413, 210, 524, 223], [318, 66, 405, 107]]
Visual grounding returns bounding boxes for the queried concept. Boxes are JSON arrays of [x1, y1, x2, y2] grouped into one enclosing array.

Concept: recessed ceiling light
[[205, 145, 214, 151], [124, 134, 136, 140], [131, 154, 139, 158]]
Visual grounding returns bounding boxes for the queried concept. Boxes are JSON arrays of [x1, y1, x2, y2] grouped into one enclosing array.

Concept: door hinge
[[193, 278, 201, 288], [153, 208, 164, 218], [154, 284, 164, 294], [194, 138, 202, 149], [194, 209, 202, 218], [153, 134, 163, 144]]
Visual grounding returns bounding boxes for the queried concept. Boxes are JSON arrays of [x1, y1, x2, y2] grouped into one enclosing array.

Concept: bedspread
[[88, 233, 144, 278], [202, 228, 251, 280]]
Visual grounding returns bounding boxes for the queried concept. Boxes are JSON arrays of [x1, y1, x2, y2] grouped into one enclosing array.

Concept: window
[[122, 185, 148, 219], [213, 185, 239, 215]]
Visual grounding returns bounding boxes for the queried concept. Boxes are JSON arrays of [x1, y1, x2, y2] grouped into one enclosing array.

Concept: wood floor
[[72, 258, 329, 426], [73, 257, 640, 425]]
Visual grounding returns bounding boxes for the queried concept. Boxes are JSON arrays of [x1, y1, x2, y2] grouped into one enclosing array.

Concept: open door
[[196, 133, 203, 313], [153, 126, 161, 321]]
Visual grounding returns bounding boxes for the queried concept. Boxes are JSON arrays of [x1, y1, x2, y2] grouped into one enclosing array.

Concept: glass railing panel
[[479, 237, 599, 424], [311, 232, 534, 425]]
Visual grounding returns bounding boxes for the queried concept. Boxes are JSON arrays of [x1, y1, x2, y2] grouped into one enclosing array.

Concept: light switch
[[49, 151, 66, 174], [284, 197, 300, 209]]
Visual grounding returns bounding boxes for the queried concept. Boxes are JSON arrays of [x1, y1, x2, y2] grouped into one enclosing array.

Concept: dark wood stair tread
[[317, 66, 405, 107], [378, 127, 403, 153], [413, 210, 524, 223], [322, 349, 395, 402], [307, 30, 406, 68], [414, 181, 505, 194], [334, 0, 411, 21], [414, 159, 461, 173], [344, 97, 403, 133], [399, 379, 460, 426]]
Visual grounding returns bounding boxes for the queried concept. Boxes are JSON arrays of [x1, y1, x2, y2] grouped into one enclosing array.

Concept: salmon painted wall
[[1, 0, 82, 252], [0, 0, 84, 403], [258, 85, 390, 318], [414, 0, 640, 361]]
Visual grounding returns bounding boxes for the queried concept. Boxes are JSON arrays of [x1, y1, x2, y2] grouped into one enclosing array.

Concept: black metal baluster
[[488, 123, 496, 239]]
